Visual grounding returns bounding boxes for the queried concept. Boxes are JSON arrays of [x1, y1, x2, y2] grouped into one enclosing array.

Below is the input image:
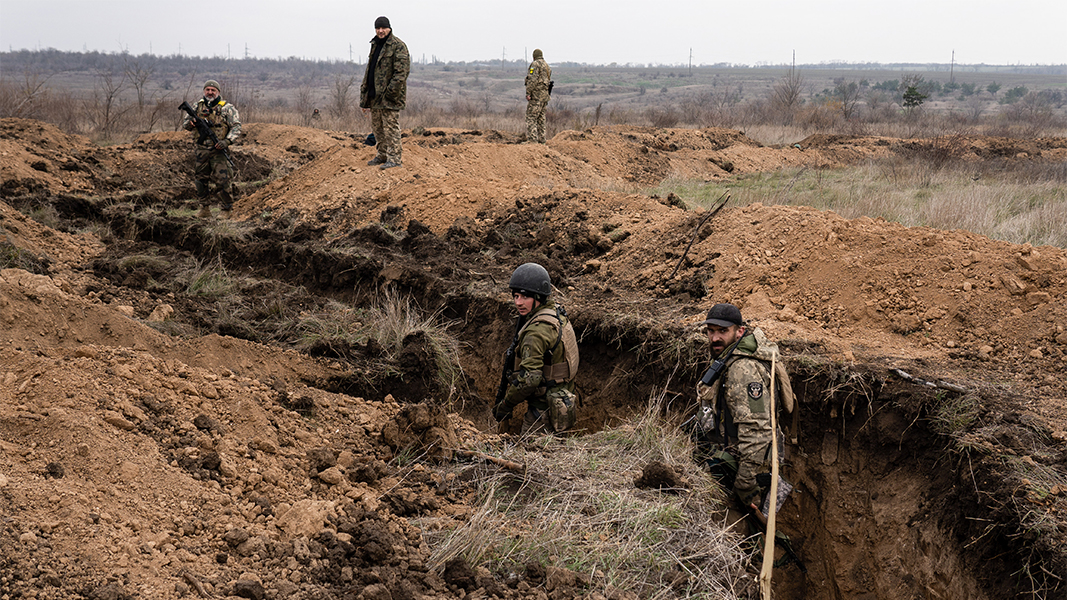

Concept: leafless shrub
[[123, 55, 156, 110], [0, 69, 53, 118], [547, 98, 578, 133], [294, 82, 316, 126], [448, 96, 480, 119], [647, 106, 680, 128], [769, 67, 805, 124], [87, 67, 132, 141], [328, 73, 358, 121]]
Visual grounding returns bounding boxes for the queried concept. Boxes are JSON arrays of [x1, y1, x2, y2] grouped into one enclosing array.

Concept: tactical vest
[[514, 305, 579, 384], [198, 100, 230, 137]]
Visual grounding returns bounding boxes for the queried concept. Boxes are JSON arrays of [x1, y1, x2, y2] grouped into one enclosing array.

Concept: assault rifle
[[178, 100, 236, 170], [493, 335, 518, 418], [745, 500, 806, 573]]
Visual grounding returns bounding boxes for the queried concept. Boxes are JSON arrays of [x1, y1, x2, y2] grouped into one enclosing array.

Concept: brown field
[[1, 51, 1067, 600]]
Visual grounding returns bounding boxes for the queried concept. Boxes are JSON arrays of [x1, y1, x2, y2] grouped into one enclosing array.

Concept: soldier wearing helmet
[[493, 263, 579, 434]]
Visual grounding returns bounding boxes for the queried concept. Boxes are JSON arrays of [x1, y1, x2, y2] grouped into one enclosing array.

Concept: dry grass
[[650, 156, 1067, 249], [421, 392, 756, 599], [294, 288, 466, 404]]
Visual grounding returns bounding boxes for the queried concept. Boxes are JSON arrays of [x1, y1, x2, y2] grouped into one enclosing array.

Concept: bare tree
[[329, 73, 358, 121], [295, 82, 315, 125], [834, 81, 862, 119], [773, 68, 804, 110], [90, 67, 130, 138], [123, 56, 156, 110], [0, 69, 53, 118], [770, 66, 805, 124], [964, 94, 987, 123]]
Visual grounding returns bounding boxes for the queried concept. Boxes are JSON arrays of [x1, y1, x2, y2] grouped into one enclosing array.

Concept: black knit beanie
[[374, 16, 391, 29]]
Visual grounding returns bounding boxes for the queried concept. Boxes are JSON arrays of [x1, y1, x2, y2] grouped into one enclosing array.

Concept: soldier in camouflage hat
[[360, 16, 410, 170], [181, 80, 241, 218], [493, 263, 580, 435], [694, 303, 793, 511], [524, 49, 552, 143]]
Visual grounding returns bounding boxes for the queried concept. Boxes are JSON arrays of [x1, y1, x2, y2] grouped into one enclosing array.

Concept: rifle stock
[[179, 100, 236, 170]]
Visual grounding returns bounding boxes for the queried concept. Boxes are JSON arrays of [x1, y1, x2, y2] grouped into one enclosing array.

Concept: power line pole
[[689, 48, 693, 76], [950, 49, 955, 84]]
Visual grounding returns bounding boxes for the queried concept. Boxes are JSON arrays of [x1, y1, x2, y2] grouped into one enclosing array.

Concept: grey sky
[[1, 0, 1064, 66]]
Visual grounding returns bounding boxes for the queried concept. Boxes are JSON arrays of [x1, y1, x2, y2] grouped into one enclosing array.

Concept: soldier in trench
[[492, 263, 579, 435], [691, 303, 803, 569]]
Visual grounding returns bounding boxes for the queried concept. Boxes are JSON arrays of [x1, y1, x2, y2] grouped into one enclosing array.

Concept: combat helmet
[[509, 263, 551, 302]]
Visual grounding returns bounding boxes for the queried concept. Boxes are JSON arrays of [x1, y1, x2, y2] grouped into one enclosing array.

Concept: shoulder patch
[[747, 382, 763, 399]]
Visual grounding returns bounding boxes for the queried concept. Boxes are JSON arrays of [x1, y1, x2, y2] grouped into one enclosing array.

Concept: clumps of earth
[[1, 116, 1066, 599]]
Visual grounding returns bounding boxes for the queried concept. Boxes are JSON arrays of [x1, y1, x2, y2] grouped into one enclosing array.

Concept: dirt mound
[[238, 125, 831, 237], [2, 118, 1066, 599], [0, 119, 99, 195]]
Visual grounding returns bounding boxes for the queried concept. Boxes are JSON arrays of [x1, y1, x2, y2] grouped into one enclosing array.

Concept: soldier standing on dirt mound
[[524, 49, 552, 143], [360, 16, 410, 170], [493, 263, 580, 435], [182, 80, 241, 218]]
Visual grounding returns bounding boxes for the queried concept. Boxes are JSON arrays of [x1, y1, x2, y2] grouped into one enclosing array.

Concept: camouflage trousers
[[370, 109, 402, 164], [525, 96, 549, 143], [522, 407, 553, 435], [194, 148, 235, 208], [733, 426, 784, 506]]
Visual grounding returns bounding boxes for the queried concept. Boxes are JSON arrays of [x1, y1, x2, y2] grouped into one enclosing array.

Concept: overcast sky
[[1, 0, 1064, 67]]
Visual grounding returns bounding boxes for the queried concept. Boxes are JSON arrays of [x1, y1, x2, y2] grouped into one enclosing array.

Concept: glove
[[215, 139, 230, 150], [492, 402, 512, 422], [698, 404, 717, 432]]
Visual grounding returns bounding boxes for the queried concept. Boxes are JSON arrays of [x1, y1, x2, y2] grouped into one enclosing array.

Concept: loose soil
[[2, 116, 1066, 599]]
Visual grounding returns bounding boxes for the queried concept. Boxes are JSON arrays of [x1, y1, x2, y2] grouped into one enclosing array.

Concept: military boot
[[219, 190, 234, 218]]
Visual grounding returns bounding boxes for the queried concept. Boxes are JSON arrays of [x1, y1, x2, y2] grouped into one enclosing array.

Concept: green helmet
[[509, 263, 551, 301]]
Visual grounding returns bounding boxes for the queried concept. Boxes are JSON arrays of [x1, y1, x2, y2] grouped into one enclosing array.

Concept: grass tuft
[[294, 288, 466, 405], [421, 390, 754, 599]]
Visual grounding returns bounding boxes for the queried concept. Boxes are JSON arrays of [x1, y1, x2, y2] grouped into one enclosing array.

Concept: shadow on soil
[[5, 189, 1064, 600]]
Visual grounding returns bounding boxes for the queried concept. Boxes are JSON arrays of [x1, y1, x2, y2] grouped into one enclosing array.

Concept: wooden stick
[[759, 352, 780, 599], [668, 191, 730, 280], [455, 449, 526, 473]]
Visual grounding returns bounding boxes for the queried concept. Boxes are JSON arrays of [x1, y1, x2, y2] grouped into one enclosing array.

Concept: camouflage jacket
[[696, 330, 777, 443], [500, 299, 576, 414], [360, 33, 410, 111], [182, 97, 241, 150], [525, 58, 552, 101]]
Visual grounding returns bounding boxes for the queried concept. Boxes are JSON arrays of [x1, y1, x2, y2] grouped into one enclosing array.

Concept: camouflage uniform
[[181, 95, 241, 211], [524, 50, 552, 143], [497, 298, 578, 434], [360, 31, 410, 165], [696, 330, 781, 505]]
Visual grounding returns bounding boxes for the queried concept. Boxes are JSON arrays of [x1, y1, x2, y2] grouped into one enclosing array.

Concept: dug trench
[[10, 190, 1062, 600]]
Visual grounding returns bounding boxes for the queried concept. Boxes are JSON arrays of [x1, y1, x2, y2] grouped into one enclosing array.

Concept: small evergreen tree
[[902, 86, 927, 110]]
